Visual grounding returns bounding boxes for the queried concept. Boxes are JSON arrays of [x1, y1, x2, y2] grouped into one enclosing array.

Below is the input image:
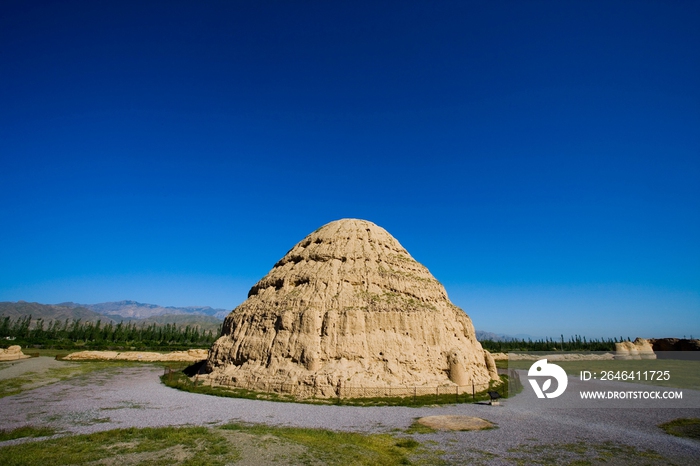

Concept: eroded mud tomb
[[205, 218, 499, 397]]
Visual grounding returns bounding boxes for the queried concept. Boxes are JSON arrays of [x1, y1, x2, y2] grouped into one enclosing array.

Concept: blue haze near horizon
[[1, 1, 698, 339]]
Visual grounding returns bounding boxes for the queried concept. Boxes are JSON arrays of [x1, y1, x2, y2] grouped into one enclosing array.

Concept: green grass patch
[[506, 440, 666, 465], [0, 426, 235, 466], [162, 368, 510, 407], [161, 370, 303, 403], [19, 349, 76, 359], [404, 420, 437, 434], [0, 376, 31, 398], [659, 418, 700, 440], [0, 426, 57, 442], [7, 423, 673, 465], [495, 359, 509, 369], [0, 424, 439, 466], [221, 422, 421, 465]]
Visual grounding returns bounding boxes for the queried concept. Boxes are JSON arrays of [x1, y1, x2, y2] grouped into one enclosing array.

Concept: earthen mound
[[206, 219, 498, 397], [0, 345, 30, 361], [614, 338, 656, 360]]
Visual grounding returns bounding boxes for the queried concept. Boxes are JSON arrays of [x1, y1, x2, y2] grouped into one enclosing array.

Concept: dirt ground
[[1, 357, 699, 465]]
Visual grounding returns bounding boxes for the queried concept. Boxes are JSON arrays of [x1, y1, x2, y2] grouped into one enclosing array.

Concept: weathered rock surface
[[0, 345, 30, 361], [614, 338, 656, 360], [206, 219, 497, 397], [483, 350, 499, 380], [63, 349, 208, 362]]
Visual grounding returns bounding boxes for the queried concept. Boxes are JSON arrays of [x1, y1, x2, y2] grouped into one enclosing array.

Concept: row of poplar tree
[[2, 315, 623, 352], [480, 335, 621, 352], [0, 315, 221, 350]]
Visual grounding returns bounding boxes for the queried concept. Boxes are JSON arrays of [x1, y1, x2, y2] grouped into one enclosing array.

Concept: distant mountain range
[[57, 300, 230, 320], [0, 301, 109, 323], [475, 330, 513, 342], [475, 330, 549, 341], [0, 300, 228, 333]]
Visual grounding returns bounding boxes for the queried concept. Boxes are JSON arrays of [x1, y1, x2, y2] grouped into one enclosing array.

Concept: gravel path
[[0, 356, 69, 380], [1, 358, 699, 464]]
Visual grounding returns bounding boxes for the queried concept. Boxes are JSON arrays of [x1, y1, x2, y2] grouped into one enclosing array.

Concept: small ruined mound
[[614, 338, 656, 360], [206, 218, 498, 398], [0, 345, 30, 361], [63, 349, 208, 362]]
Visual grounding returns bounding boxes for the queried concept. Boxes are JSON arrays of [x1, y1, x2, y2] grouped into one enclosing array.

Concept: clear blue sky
[[1, 1, 698, 339]]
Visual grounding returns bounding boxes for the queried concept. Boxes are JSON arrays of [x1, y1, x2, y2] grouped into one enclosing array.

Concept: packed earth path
[[1, 358, 699, 465]]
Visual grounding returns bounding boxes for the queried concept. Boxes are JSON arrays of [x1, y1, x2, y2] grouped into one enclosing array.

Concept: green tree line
[[0, 315, 221, 350], [480, 334, 621, 352]]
